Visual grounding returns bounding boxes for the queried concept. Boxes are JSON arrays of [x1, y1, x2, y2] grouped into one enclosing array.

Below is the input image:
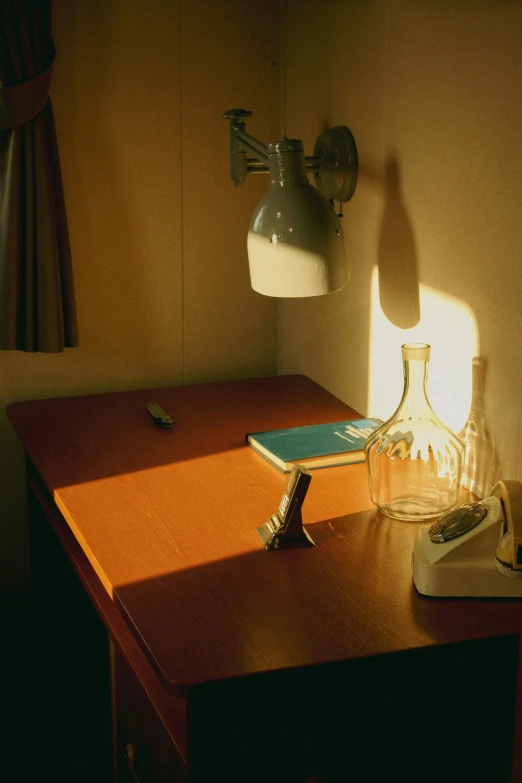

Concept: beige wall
[[279, 1, 522, 484], [0, 0, 277, 590]]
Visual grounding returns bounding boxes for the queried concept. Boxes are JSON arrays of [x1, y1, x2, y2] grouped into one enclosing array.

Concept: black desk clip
[[256, 464, 315, 550]]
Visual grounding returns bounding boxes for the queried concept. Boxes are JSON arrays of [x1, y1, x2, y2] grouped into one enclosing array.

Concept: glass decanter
[[365, 343, 464, 521], [458, 357, 499, 499]]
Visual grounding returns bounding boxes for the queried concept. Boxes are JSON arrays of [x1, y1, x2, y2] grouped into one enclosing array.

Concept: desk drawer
[[113, 647, 186, 783]]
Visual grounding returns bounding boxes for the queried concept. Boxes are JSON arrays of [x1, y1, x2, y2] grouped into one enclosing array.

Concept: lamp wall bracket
[[223, 109, 358, 203], [314, 125, 358, 203]]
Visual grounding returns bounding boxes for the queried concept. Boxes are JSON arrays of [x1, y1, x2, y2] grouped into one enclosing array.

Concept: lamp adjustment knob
[[223, 108, 252, 122]]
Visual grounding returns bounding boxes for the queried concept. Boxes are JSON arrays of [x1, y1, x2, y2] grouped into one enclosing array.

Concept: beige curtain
[[0, 0, 78, 352]]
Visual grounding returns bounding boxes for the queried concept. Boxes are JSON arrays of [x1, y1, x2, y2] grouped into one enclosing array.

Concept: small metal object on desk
[[146, 402, 174, 428], [256, 464, 314, 550]]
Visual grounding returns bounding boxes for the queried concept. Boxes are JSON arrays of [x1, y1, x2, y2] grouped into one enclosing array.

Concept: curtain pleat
[[0, 0, 78, 351]]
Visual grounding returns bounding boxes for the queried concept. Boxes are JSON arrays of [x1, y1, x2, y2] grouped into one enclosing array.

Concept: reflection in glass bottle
[[459, 357, 499, 499], [365, 343, 464, 521]]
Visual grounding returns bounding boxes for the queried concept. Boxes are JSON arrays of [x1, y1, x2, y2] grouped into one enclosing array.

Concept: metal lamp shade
[[247, 139, 349, 298]]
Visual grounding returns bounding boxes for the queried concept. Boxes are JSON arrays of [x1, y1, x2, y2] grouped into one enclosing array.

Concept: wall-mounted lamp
[[223, 108, 358, 298]]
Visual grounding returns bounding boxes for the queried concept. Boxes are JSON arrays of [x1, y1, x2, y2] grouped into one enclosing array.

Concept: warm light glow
[[61, 450, 275, 585], [368, 266, 479, 433]]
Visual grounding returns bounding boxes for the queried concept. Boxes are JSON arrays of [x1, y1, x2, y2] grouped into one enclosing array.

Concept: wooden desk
[[8, 375, 522, 782]]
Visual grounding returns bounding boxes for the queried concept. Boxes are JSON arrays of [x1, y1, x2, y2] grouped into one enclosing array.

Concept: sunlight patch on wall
[[368, 266, 479, 433]]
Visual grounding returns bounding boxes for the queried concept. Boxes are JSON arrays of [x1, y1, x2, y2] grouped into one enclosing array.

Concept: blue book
[[246, 418, 383, 473]]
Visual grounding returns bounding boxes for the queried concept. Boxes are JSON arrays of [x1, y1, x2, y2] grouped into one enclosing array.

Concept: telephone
[[412, 480, 522, 597]]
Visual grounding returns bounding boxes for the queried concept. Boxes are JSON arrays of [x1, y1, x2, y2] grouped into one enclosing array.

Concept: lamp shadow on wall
[[376, 155, 420, 329]]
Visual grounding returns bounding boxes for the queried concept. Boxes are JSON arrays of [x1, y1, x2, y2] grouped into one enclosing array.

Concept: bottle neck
[[401, 357, 431, 414], [468, 357, 486, 414]]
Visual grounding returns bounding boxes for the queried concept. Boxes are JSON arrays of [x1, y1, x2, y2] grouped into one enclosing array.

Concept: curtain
[[0, 0, 78, 352]]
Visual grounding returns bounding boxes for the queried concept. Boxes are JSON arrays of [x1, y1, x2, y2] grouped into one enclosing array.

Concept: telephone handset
[[412, 480, 522, 597], [491, 480, 522, 575]]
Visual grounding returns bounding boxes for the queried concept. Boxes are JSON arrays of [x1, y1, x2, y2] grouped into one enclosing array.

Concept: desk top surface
[[8, 375, 522, 693]]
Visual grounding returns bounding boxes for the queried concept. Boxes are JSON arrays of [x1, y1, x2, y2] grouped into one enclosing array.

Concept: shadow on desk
[[113, 512, 519, 783], [188, 636, 518, 783]]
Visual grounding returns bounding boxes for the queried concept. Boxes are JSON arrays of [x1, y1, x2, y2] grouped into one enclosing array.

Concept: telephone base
[[412, 548, 522, 598], [412, 492, 522, 598]]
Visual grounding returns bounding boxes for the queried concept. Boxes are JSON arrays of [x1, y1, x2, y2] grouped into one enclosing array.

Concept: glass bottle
[[458, 357, 499, 499], [365, 343, 464, 521]]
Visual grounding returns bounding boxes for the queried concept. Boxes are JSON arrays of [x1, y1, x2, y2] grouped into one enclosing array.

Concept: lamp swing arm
[[228, 124, 326, 182], [234, 127, 271, 176], [245, 152, 320, 176], [223, 110, 266, 186], [234, 125, 320, 167], [234, 127, 269, 162], [223, 108, 358, 203]]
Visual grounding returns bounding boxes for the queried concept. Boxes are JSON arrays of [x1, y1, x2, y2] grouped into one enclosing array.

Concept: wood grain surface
[[7, 375, 522, 710]]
